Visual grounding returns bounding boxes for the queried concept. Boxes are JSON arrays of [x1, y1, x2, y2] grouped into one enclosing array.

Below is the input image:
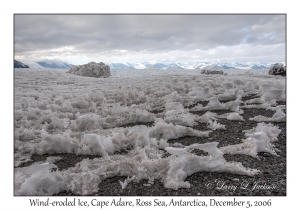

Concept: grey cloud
[[14, 14, 286, 63]]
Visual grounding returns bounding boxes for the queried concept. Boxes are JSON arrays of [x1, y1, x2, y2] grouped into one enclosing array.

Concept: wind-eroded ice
[[14, 68, 285, 195]]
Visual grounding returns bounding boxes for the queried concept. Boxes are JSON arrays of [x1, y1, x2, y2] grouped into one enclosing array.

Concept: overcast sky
[[14, 14, 286, 65]]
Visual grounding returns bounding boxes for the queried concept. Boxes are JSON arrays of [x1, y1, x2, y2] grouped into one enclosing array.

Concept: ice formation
[[119, 176, 136, 189], [218, 112, 245, 121], [207, 120, 226, 130], [189, 98, 243, 113], [148, 119, 209, 140], [188, 87, 213, 103], [196, 111, 219, 123], [250, 108, 286, 122], [218, 88, 244, 101], [15, 163, 67, 195], [163, 102, 200, 126], [164, 142, 259, 190], [220, 123, 281, 158], [14, 68, 285, 195]]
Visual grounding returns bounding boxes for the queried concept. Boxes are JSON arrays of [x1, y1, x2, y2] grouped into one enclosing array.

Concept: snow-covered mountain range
[[19, 60, 279, 70], [36, 61, 72, 69], [17, 61, 73, 69], [106, 61, 272, 70]]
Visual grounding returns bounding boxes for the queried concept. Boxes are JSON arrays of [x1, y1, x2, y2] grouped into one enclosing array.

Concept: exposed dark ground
[[15, 94, 286, 196]]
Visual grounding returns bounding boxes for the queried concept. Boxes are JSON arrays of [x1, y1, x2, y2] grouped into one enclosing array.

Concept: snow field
[[14, 68, 285, 195]]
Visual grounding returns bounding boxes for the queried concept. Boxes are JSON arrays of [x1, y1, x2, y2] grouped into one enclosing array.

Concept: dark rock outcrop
[[268, 63, 286, 76], [14, 60, 29, 68], [67, 62, 111, 78], [201, 70, 224, 75]]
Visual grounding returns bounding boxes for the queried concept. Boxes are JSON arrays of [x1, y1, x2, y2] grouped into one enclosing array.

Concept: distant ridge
[[14, 60, 29, 68]]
